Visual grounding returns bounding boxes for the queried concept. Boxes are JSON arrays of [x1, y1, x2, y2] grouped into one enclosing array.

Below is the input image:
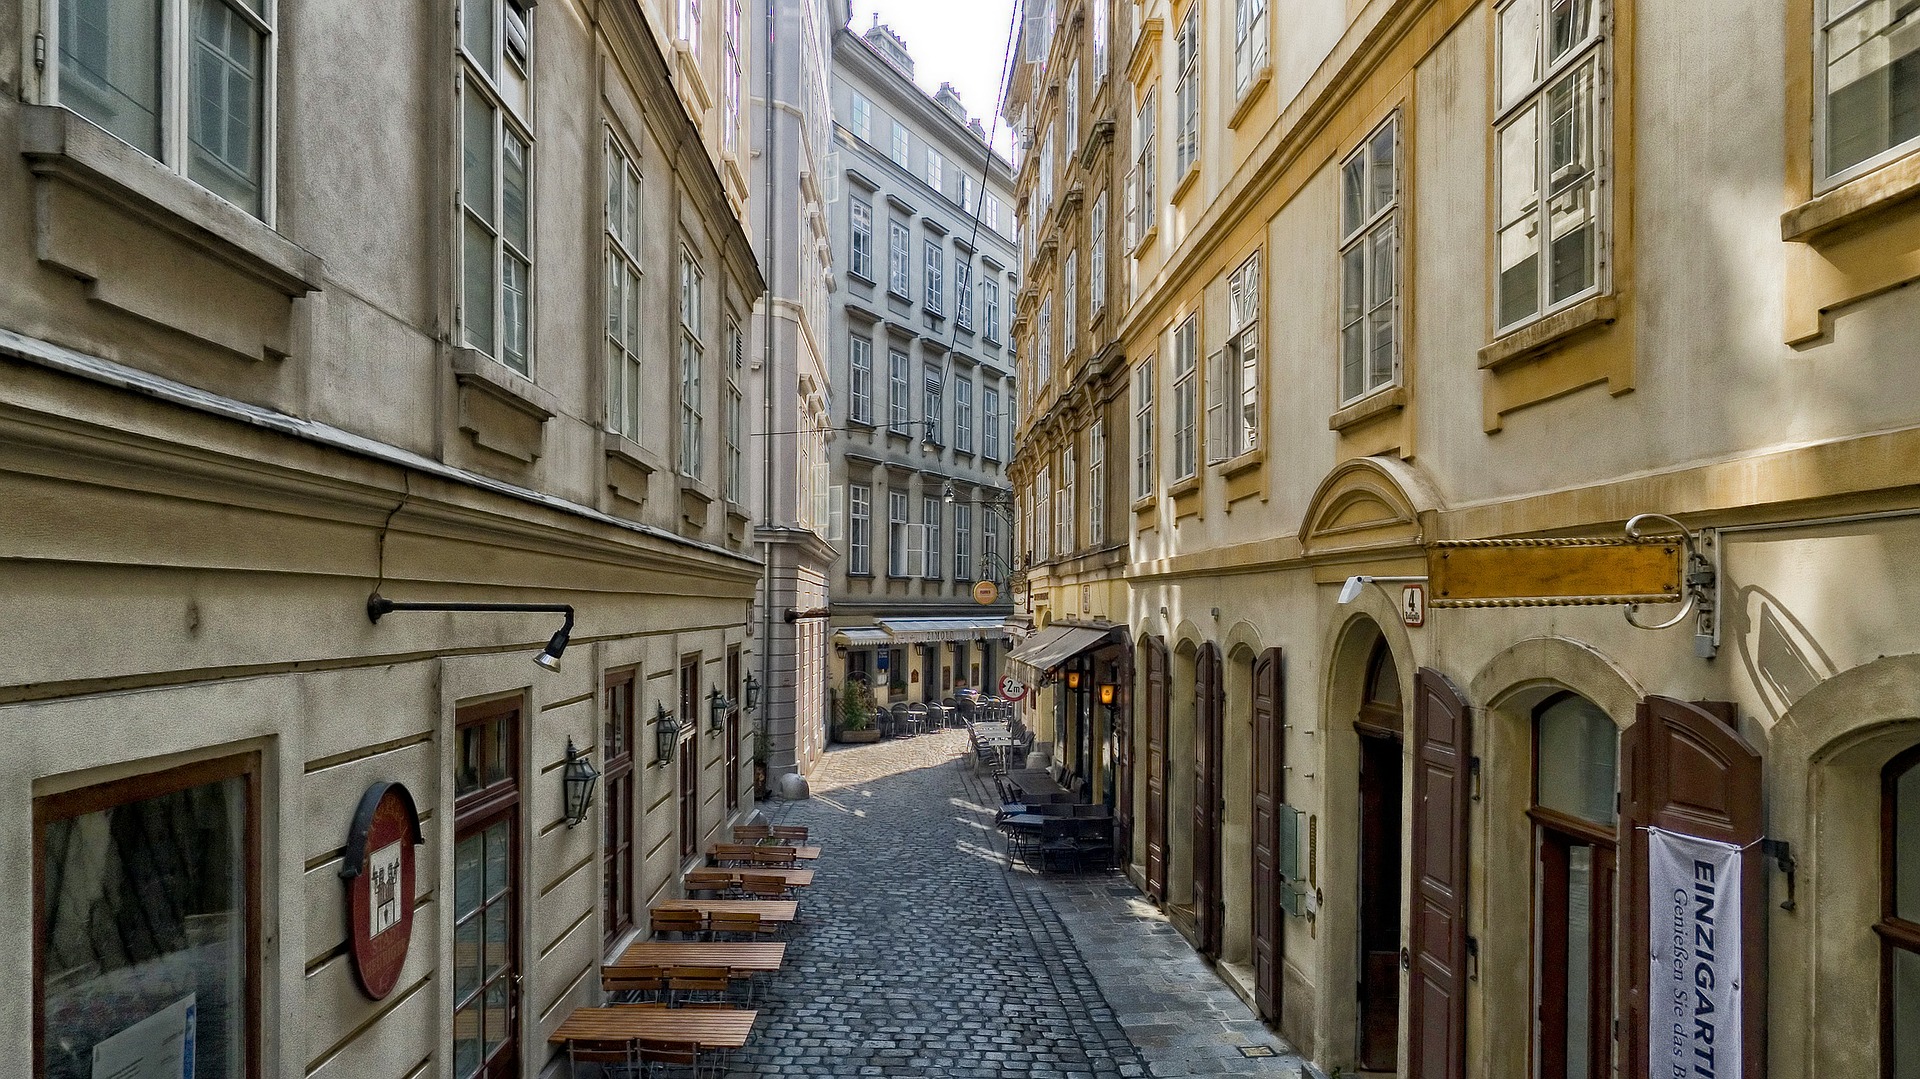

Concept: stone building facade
[[2, 1, 764, 1076]]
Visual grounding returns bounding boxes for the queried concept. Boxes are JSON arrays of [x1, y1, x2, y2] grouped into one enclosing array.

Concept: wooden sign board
[[1428, 540, 1683, 608], [973, 580, 1000, 605]]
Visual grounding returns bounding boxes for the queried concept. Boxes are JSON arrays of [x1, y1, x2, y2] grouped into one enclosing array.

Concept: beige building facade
[[3, 1, 766, 1076], [1012, 0, 1920, 1077]]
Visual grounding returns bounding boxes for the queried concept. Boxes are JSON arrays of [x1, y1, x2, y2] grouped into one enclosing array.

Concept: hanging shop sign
[[341, 781, 425, 1000], [973, 580, 1000, 606], [1427, 537, 1683, 608], [1648, 827, 1744, 1079]]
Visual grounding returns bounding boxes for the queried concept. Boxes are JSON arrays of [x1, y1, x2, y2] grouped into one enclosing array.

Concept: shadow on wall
[[1730, 583, 1838, 725]]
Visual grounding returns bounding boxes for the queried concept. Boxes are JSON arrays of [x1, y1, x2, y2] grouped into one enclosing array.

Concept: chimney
[[863, 21, 915, 79], [934, 82, 970, 124], [968, 119, 988, 141]]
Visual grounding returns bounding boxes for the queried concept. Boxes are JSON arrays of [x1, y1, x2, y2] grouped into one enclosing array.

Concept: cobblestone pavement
[[723, 730, 1315, 1079]]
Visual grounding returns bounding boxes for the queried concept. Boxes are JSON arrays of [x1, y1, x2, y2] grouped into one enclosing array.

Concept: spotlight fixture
[[1336, 576, 1428, 605], [366, 594, 575, 672], [561, 739, 599, 827]]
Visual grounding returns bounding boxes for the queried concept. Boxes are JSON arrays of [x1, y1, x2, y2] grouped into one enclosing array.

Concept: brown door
[[1620, 698, 1764, 1079], [1357, 732, 1404, 1071], [1114, 652, 1135, 866], [1193, 644, 1225, 957], [453, 700, 522, 1079], [1251, 648, 1285, 1021], [1407, 668, 1472, 1079], [1145, 636, 1170, 902]]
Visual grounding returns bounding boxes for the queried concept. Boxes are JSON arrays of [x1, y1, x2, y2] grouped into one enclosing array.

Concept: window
[[925, 240, 945, 315], [960, 174, 978, 214], [1089, 419, 1106, 545], [983, 277, 1002, 341], [923, 365, 944, 444], [1209, 253, 1260, 460], [1034, 464, 1052, 562], [1038, 294, 1054, 387], [1090, 192, 1107, 316], [850, 335, 874, 423], [927, 146, 945, 192], [849, 483, 873, 573], [1495, 0, 1603, 331], [450, 699, 520, 1079], [603, 671, 635, 945], [1884, 745, 1920, 1079], [1063, 251, 1079, 358], [1132, 87, 1158, 243], [55, 0, 274, 217], [679, 249, 704, 477], [983, 506, 1002, 578], [850, 197, 874, 279], [725, 318, 744, 501], [923, 496, 943, 578], [956, 376, 975, 451], [1066, 60, 1081, 151], [725, 649, 742, 809], [723, 0, 741, 153], [889, 348, 911, 430], [1531, 693, 1619, 1079], [460, 0, 536, 374], [1821, 0, 1920, 183], [889, 219, 912, 296], [1175, 6, 1200, 175], [1093, 0, 1110, 87], [955, 259, 974, 329], [605, 133, 644, 440], [891, 119, 910, 167], [1171, 317, 1198, 479], [1133, 356, 1157, 499], [678, 0, 700, 42], [1235, 0, 1269, 95], [678, 659, 700, 858], [1339, 115, 1400, 404], [984, 385, 1003, 459], [986, 194, 1003, 233], [1058, 444, 1076, 553], [851, 91, 873, 140], [888, 489, 910, 576], [36, 753, 259, 1079], [954, 503, 973, 579]]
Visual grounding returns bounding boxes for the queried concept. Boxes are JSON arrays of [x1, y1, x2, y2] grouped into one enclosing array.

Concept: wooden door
[[1357, 733, 1404, 1071], [1193, 645, 1225, 957], [453, 700, 521, 1079], [1114, 652, 1135, 866], [1145, 636, 1169, 902], [1251, 648, 1285, 1021], [1407, 668, 1471, 1079], [1619, 697, 1764, 1079]]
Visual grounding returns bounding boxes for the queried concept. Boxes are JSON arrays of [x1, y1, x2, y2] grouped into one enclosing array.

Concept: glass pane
[[1369, 123, 1396, 214], [1369, 224, 1397, 309], [463, 0, 495, 73], [1824, 3, 1920, 175], [1499, 222, 1542, 327], [1537, 694, 1617, 823], [1894, 946, 1920, 1079], [187, 0, 263, 214], [487, 717, 511, 788], [1549, 178, 1596, 303], [502, 254, 530, 374], [40, 774, 248, 1079], [456, 721, 484, 795], [1499, 107, 1540, 227], [484, 898, 509, 981], [625, 267, 640, 353], [483, 974, 510, 1057], [502, 132, 530, 252], [1547, 63, 1595, 190], [485, 820, 510, 901], [1898, 757, 1920, 920], [1498, 0, 1541, 110], [454, 909, 481, 1001], [1341, 246, 1366, 328], [1564, 843, 1594, 1079], [463, 216, 495, 352], [59, 0, 163, 157], [455, 830, 485, 917], [453, 1002, 482, 1079], [1341, 154, 1366, 235], [462, 92, 495, 218], [1548, 0, 1594, 64], [1341, 324, 1365, 403]]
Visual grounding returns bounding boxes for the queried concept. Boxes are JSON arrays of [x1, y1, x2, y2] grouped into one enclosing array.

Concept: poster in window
[[341, 782, 424, 1000], [89, 993, 194, 1079]]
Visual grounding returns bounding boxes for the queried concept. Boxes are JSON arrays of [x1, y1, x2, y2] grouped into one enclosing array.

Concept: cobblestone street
[[725, 731, 1312, 1078]]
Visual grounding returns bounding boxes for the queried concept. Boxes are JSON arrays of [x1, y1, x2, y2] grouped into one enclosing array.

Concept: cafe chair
[[602, 964, 667, 1004], [747, 847, 798, 869], [636, 1037, 711, 1079], [665, 965, 734, 1008], [684, 869, 739, 899], [650, 908, 705, 940], [739, 873, 796, 900], [709, 843, 758, 867], [732, 824, 771, 842], [705, 910, 762, 942], [769, 824, 808, 843], [569, 1036, 641, 1078]]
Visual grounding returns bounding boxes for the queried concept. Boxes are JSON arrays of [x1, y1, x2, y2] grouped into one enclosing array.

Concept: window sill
[[1228, 67, 1272, 130], [1131, 224, 1160, 258], [888, 288, 912, 303], [604, 431, 662, 506], [678, 476, 717, 530], [1477, 294, 1617, 370], [673, 42, 714, 114], [1219, 447, 1264, 480], [847, 269, 876, 287], [1782, 151, 1920, 243], [1166, 473, 1201, 498], [21, 105, 323, 297], [1171, 164, 1201, 203], [1328, 384, 1405, 432], [451, 348, 556, 463]]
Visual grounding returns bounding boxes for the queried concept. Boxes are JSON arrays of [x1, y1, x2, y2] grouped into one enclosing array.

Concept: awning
[[831, 627, 892, 646], [874, 617, 1014, 644], [1007, 624, 1118, 679]]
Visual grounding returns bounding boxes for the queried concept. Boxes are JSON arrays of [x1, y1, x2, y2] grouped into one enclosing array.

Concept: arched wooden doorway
[[1355, 635, 1403, 1072]]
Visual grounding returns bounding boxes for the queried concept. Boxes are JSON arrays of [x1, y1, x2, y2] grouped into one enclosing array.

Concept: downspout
[[758, 0, 780, 792]]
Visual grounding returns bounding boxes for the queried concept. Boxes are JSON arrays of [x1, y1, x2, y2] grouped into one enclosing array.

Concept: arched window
[[1883, 746, 1920, 1079], [1532, 693, 1618, 1079], [1356, 638, 1402, 738]]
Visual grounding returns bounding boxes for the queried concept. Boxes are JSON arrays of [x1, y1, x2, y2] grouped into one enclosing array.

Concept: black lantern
[[1098, 682, 1117, 707], [708, 687, 730, 733], [1066, 669, 1082, 690], [655, 704, 682, 764], [562, 739, 599, 827], [743, 672, 760, 713]]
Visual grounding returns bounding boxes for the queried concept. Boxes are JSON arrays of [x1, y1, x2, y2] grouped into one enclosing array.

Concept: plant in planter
[[836, 676, 881, 743]]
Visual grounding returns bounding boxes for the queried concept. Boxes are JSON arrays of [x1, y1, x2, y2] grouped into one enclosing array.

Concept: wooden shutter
[[1205, 349, 1227, 463], [1145, 636, 1169, 902], [1620, 698, 1764, 1079], [1407, 668, 1471, 1079], [1194, 644, 1225, 957], [1251, 647, 1285, 1021]]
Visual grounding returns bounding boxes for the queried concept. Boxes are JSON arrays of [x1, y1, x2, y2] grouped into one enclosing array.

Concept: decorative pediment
[[1299, 456, 1444, 559]]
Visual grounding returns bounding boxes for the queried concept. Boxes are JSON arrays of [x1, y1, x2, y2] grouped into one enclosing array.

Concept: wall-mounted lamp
[[942, 481, 957, 503], [1336, 575, 1429, 605], [366, 594, 574, 673], [1066, 670, 1082, 690], [1098, 683, 1117, 707], [654, 704, 684, 765], [708, 687, 731, 733], [743, 673, 760, 713], [562, 739, 599, 827]]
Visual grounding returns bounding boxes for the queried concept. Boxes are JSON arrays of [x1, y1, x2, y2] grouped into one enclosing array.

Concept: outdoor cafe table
[[696, 867, 815, 887], [611, 940, 788, 974], [708, 843, 822, 860], [549, 1003, 758, 1049], [651, 898, 799, 924], [1007, 771, 1069, 799]]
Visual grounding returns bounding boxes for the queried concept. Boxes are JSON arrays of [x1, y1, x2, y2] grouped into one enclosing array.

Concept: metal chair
[[569, 1036, 641, 1078], [650, 908, 705, 940], [635, 1037, 709, 1079], [732, 824, 771, 842], [889, 702, 912, 737], [770, 824, 808, 843], [666, 965, 735, 1008], [739, 873, 797, 900], [905, 703, 928, 735], [602, 964, 667, 1003]]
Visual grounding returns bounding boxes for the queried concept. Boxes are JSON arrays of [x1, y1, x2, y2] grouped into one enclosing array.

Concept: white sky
[[846, 0, 1022, 156]]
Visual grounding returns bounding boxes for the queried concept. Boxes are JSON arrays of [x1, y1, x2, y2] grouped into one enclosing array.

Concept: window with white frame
[[923, 365, 944, 444], [1339, 115, 1399, 404], [679, 0, 700, 42], [460, 0, 536, 374], [1037, 295, 1054, 388], [1039, 127, 1056, 211], [888, 489, 910, 576], [986, 194, 1003, 234], [849, 483, 872, 574], [725, 318, 743, 501], [889, 347, 911, 430], [1495, 0, 1603, 332], [1172, 317, 1198, 479], [723, 0, 742, 153], [954, 503, 973, 580], [678, 249, 705, 477], [955, 259, 974, 329], [1175, 5, 1199, 176], [956, 376, 975, 452], [1063, 251, 1078, 358], [923, 496, 943, 578], [850, 335, 874, 423], [55, 0, 276, 217], [850, 197, 874, 279], [983, 506, 1002, 578], [983, 277, 1002, 341], [605, 132, 644, 440], [1034, 465, 1052, 562], [889, 219, 911, 296], [925, 240, 945, 315], [1131, 87, 1157, 243], [1093, 0, 1110, 88], [851, 92, 873, 140], [927, 147, 944, 192], [1134, 356, 1156, 499], [1822, 0, 1920, 182], [1088, 419, 1106, 546], [984, 385, 1003, 459], [1208, 253, 1260, 460], [1235, 0, 1269, 95], [891, 120, 910, 166], [1058, 444, 1076, 554], [1066, 61, 1081, 151], [1089, 192, 1107, 316]]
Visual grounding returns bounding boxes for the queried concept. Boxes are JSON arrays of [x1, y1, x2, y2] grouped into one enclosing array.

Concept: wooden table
[[696, 867, 815, 887], [549, 1004, 757, 1048], [611, 941, 787, 973], [1008, 771, 1068, 799], [651, 898, 798, 924], [708, 843, 822, 861]]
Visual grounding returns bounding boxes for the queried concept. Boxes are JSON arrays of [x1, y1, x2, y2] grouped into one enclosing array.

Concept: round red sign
[[341, 782, 423, 1000]]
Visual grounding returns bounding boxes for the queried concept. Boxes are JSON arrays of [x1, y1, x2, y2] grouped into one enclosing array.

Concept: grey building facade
[[825, 11, 1022, 708]]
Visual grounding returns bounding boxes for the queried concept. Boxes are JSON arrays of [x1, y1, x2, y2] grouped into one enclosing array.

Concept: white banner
[[1649, 828, 1743, 1079]]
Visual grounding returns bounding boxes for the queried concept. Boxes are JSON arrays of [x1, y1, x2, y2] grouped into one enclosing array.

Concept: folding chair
[[769, 824, 808, 843], [650, 908, 705, 940], [636, 1037, 708, 1079], [748, 847, 798, 870], [732, 824, 772, 842], [684, 869, 739, 898], [568, 1036, 640, 1078], [602, 964, 667, 1003], [706, 910, 763, 941], [665, 965, 735, 1008], [709, 843, 758, 867], [739, 873, 797, 900]]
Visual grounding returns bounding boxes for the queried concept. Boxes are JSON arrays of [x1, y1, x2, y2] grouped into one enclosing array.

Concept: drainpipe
[[757, 0, 781, 793]]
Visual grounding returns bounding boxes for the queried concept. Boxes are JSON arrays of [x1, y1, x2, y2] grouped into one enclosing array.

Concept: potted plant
[[836, 676, 881, 744]]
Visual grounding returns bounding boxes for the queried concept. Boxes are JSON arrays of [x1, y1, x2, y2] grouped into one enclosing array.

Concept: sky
[[846, 0, 1022, 156]]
